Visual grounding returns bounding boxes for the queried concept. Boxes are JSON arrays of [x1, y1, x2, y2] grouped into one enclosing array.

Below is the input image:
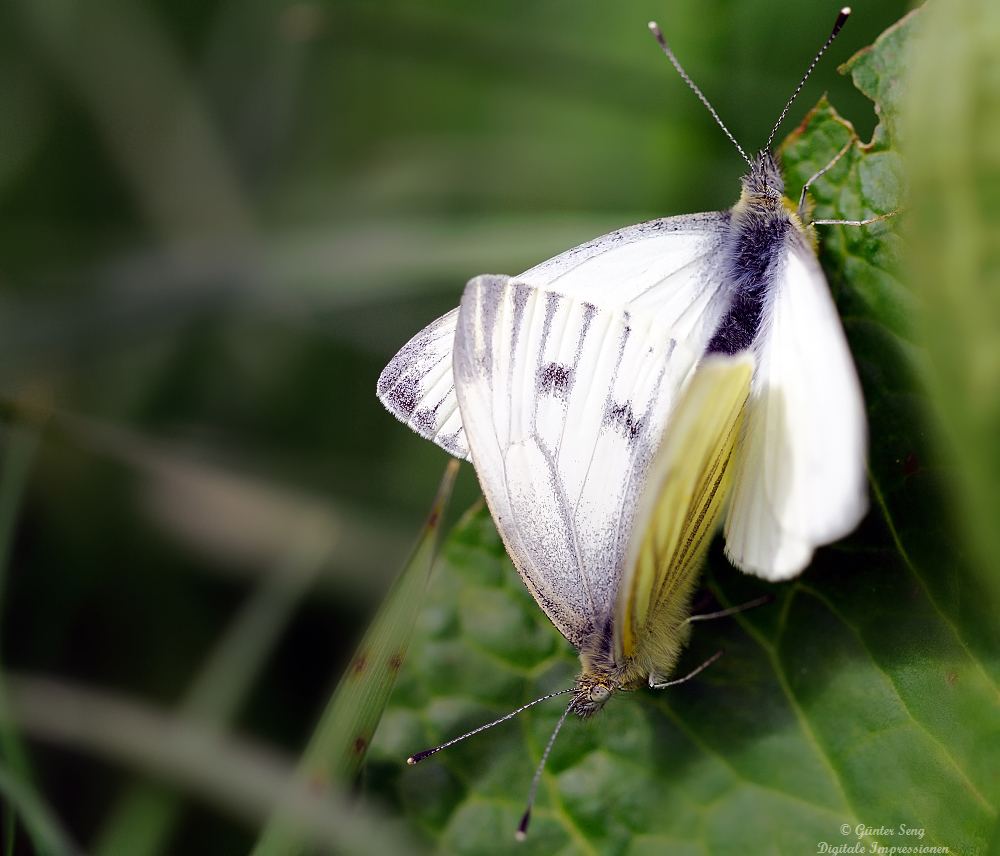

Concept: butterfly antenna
[[765, 7, 852, 152], [406, 688, 575, 765], [648, 21, 751, 167], [516, 698, 574, 841]]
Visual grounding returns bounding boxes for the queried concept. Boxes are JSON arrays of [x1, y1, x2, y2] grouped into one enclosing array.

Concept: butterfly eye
[[589, 685, 611, 703]]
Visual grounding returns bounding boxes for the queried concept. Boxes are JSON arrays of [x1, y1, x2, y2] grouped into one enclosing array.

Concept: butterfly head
[[570, 672, 618, 717], [742, 151, 785, 202]]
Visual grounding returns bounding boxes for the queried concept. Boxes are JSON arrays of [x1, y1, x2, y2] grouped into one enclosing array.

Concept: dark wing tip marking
[[437, 428, 468, 459], [412, 406, 437, 433], [379, 371, 420, 419], [376, 359, 403, 399]]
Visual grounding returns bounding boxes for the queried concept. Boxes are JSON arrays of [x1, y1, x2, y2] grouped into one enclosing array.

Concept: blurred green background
[[0, 0, 914, 852]]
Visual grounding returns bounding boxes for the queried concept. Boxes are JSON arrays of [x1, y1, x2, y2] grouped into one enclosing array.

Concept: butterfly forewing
[[376, 308, 471, 461], [378, 214, 735, 466], [519, 214, 732, 336], [724, 235, 868, 579]]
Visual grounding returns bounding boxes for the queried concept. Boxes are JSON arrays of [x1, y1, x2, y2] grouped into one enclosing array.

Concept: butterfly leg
[[648, 649, 724, 689], [811, 210, 903, 227], [797, 137, 855, 216], [801, 138, 906, 227], [649, 595, 774, 688], [687, 593, 773, 623]]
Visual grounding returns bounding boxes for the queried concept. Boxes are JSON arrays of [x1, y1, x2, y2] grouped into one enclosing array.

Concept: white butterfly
[[380, 7, 896, 836], [378, 155, 868, 586]]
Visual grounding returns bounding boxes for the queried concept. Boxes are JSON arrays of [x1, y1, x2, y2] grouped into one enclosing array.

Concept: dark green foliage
[[369, 9, 1000, 854], [907, 0, 1000, 616], [5, 1, 992, 853]]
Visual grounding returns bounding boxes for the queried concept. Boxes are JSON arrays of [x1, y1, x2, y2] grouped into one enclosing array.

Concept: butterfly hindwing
[[614, 354, 753, 675], [724, 235, 868, 579]]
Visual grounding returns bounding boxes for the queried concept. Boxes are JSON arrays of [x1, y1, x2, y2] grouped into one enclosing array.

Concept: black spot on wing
[[604, 401, 643, 441], [535, 293, 573, 399], [538, 363, 574, 399], [408, 379, 458, 437], [595, 312, 644, 443], [377, 322, 452, 420]]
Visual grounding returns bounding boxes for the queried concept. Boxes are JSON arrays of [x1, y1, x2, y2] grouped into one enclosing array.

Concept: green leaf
[[838, 8, 923, 150], [251, 459, 459, 856], [369, 7, 1000, 855], [906, 0, 1000, 612]]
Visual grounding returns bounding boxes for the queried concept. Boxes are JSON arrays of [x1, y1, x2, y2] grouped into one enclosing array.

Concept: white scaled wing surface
[[452, 215, 732, 648], [724, 236, 868, 580], [377, 214, 732, 467]]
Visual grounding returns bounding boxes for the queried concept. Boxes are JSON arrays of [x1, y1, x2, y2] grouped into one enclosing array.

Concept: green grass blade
[[0, 764, 76, 856], [90, 783, 177, 856], [2, 672, 411, 856], [0, 425, 40, 779], [0, 423, 74, 856], [91, 530, 334, 856], [251, 458, 460, 856]]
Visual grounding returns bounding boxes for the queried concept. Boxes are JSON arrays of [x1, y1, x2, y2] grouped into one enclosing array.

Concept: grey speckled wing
[[449, 212, 734, 648], [377, 212, 732, 468], [377, 307, 471, 461]]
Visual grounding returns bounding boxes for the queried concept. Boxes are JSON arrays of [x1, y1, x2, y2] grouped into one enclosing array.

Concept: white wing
[[519, 213, 732, 335], [451, 214, 732, 647], [377, 213, 732, 462], [377, 308, 471, 461], [724, 236, 868, 580]]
